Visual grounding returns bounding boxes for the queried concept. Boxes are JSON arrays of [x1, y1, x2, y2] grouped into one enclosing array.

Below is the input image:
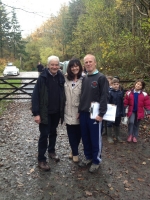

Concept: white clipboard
[[90, 102, 117, 122]]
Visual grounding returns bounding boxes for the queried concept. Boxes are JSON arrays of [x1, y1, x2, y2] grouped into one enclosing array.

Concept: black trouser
[[38, 113, 60, 162], [66, 124, 81, 156]]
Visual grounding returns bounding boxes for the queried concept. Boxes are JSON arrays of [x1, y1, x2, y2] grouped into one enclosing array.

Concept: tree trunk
[[132, 1, 136, 56]]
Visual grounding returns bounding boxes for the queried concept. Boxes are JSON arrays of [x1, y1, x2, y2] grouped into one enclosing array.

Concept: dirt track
[[0, 101, 150, 200]]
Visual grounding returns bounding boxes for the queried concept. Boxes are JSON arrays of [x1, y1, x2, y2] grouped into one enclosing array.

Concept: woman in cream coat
[[64, 59, 83, 162]]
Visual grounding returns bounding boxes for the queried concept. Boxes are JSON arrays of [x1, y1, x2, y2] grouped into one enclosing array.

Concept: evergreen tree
[[9, 8, 23, 59], [0, 0, 11, 58]]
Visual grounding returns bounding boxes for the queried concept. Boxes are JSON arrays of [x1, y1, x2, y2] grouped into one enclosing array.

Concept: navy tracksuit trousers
[[80, 112, 102, 165]]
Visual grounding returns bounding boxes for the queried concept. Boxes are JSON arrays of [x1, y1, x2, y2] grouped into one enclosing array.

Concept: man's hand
[[77, 113, 80, 119], [34, 115, 41, 124], [95, 115, 103, 122]]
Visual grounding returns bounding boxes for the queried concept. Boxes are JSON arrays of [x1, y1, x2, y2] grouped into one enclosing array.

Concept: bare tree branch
[[134, 3, 148, 16], [140, 0, 149, 7], [139, 0, 149, 15]]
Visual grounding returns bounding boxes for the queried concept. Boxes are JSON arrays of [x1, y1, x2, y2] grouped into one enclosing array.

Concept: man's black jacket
[[32, 68, 65, 124]]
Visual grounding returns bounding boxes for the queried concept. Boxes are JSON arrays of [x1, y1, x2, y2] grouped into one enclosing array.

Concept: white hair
[[47, 55, 59, 64]]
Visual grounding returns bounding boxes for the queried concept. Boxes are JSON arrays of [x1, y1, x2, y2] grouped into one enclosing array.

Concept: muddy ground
[[0, 101, 150, 200]]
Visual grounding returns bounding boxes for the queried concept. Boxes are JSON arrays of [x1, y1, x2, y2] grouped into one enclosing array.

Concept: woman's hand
[[34, 115, 41, 124]]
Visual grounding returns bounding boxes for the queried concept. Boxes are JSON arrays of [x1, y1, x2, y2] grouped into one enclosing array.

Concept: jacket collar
[[41, 68, 65, 85], [131, 89, 142, 94]]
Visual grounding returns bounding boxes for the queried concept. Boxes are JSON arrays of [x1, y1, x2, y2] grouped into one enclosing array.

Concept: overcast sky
[[2, 0, 70, 37]]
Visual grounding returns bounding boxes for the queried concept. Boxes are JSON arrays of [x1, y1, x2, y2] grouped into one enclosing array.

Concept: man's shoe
[[73, 156, 79, 163], [132, 137, 137, 143], [48, 152, 60, 162], [38, 161, 50, 171], [127, 135, 132, 142], [69, 152, 73, 159], [78, 158, 92, 167], [89, 163, 100, 173]]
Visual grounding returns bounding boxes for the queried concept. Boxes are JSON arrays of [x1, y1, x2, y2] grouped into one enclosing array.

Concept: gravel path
[[0, 101, 150, 200]]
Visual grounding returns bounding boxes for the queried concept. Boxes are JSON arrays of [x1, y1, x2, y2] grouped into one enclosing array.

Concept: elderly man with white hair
[[32, 55, 65, 171]]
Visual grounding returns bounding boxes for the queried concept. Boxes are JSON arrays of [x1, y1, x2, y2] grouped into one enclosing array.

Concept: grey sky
[[2, 0, 70, 37]]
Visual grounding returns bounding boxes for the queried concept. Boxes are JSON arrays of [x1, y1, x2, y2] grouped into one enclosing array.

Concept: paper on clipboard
[[90, 102, 117, 122]]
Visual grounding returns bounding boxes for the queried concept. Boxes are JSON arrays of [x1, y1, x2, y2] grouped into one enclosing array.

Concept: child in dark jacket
[[107, 78, 124, 143], [124, 79, 150, 143], [102, 75, 113, 136]]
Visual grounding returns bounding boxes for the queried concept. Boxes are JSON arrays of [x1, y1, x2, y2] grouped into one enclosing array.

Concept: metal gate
[[0, 76, 37, 101]]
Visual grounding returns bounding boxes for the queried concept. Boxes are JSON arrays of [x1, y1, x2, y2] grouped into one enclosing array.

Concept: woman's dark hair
[[134, 79, 146, 89], [67, 59, 82, 80]]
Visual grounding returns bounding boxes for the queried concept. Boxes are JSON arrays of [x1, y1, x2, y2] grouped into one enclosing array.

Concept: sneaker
[[78, 158, 92, 167], [89, 163, 100, 173], [48, 152, 60, 162], [107, 137, 114, 144], [69, 152, 73, 159], [73, 156, 79, 163], [127, 135, 132, 142], [38, 161, 50, 171], [132, 137, 137, 143]]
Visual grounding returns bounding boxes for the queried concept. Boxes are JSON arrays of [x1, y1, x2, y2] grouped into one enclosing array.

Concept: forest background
[[0, 0, 150, 91]]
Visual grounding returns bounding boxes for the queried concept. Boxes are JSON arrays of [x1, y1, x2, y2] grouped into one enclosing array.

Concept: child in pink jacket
[[124, 79, 150, 143]]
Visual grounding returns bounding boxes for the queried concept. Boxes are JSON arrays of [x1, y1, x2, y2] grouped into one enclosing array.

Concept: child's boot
[[102, 121, 107, 135], [115, 126, 123, 142], [107, 127, 114, 144]]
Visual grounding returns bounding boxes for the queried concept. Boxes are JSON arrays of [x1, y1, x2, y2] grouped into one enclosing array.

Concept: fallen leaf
[[17, 181, 24, 187], [0, 163, 4, 167], [123, 180, 131, 188], [85, 191, 92, 196], [142, 162, 146, 165], [125, 188, 130, 191], [18, 184, 24, 187], [78, 178, 84, 180], [77, 174, 82, 177], [137, 178, 145, 182], [110, 187, 113, 190], [109, 169, 113, 175], [108, 184, 112, 188], [123, 180, 128, 184], [26, 139, 32, 143], [143, 125, 147, 129], [30, 168, 34, 173]]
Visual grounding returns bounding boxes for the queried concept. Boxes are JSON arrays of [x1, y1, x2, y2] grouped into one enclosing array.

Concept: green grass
[[0, 78, 21, 117], [0, 79, 21, 87], [0, 101, 10, 116]]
